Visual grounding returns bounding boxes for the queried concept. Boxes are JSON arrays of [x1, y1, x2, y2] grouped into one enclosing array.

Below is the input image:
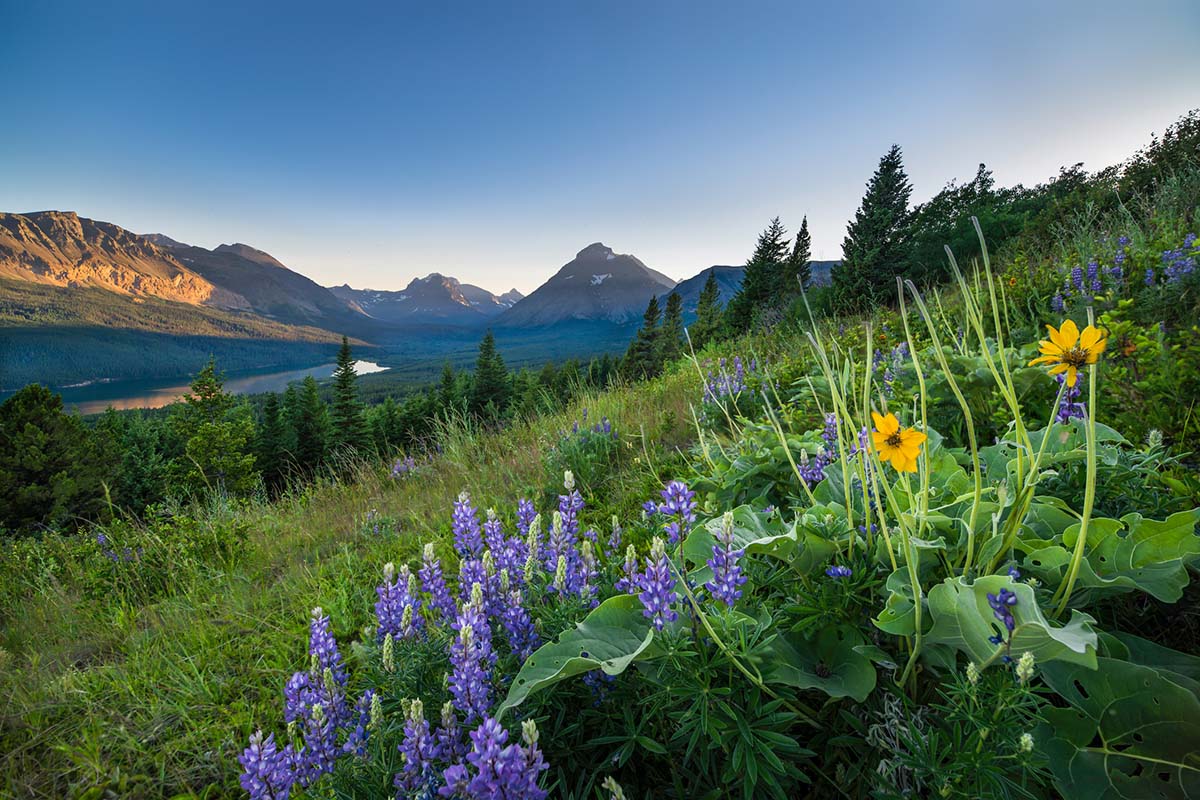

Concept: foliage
[[833, 144, 913, 309]]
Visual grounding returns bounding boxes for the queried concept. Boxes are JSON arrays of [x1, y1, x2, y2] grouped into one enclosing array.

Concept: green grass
[[0, 367, 702, 799]]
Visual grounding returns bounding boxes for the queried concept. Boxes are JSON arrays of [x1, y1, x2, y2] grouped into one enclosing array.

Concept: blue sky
[[2, 1, 1198, 294]]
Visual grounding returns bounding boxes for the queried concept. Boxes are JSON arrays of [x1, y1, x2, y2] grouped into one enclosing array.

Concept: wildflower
[[308, 608, 346, 688], [642, 500, 659, 517], [579, 540, 599, 606], [966, 662, 980, 686], [452, 491, 484, 556], [636, 537, 679, 631], [239, 730, 295, 800], [1029, 319, 1107, 387], [420, 543, 457, 625], [395, 698, 438, 795], [499, 589, 539, 660], [442, 715, 548, 799], [602, 776, 629, 800], [436, 701, 466, 764], [987, 587, 1018, 634], [615, 544, 638, 594], [382, 633, 395, 673], [1051, 292, 1065, 313], [605, 516, 623, 559], [523, 515, 543, 585], [375, 564, 424, 642], [659, 480, 697, 546], [1015, 651, 1036, 684], [516, 498, 537, 537], [447, 585, 493, 724], [1007, 566, 1021, 581], [870, 412, 927, 473], [705, 511, 747, 606], [1019, 732, 1035, 753], [825, 564, 853, 579], [582, 668, 617, 705], [1053, 373, 1087, 423]]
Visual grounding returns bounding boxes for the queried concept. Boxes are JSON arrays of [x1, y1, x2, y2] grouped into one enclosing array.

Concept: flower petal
[[1058, 319, 1080, 348], [872, 412, 899, 436], [1079, 325, 1102, 350], [1064, 366, 1078, 387]]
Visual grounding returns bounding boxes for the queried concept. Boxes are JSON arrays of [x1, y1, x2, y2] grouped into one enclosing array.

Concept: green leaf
[[924, 575, 1097, 668], [685, 505, 836, 583], [1040, 657, 1200, 799], [874, 568, 919, 636], [758, 624, 877, 702], [495, 594, 661, 718]]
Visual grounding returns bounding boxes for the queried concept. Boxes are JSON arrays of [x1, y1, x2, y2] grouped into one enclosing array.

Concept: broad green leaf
[[924, 575, 1097, 668], [874, 568, 919, 636], [496, 594, 661, 718], [685, 505, 836, 583], [1041, 657, 1200, 799], [758, 624, 877, 702]]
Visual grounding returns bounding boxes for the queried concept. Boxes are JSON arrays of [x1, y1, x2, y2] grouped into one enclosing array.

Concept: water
[[53, 361, 389, 415]]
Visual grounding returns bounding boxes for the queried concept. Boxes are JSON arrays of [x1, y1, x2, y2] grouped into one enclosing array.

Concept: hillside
[[330, 275, 521, 324], [659, 265, 743, 313], [497, 242, 676, 327]]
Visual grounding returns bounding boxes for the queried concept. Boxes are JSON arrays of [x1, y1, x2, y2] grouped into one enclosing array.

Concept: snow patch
[[591, 273, 612, 285], [606, 253, 616, 261]]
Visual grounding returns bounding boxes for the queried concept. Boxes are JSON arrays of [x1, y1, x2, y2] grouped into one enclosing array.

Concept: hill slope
[[330, 275, 521, 325]]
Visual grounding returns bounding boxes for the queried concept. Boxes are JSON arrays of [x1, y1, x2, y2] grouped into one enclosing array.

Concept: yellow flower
[[871, 412, 926, 473], [1028, 319, 1106, 387]]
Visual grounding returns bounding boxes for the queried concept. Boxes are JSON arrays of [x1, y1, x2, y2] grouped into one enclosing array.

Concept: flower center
[[1062, 347, 1089, 368], [885, 431, 904, 448]]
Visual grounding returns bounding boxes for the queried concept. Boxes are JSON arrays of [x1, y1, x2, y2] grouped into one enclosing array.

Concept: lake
[[52, 361, 390, 415]]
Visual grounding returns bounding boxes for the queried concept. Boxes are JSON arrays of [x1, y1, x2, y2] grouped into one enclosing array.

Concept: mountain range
[[0, 208, 835, 391]]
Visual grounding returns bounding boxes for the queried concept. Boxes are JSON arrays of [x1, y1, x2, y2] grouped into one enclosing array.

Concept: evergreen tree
[[785, 215, 813, 293], [691, 269, 725, 350], [0, 384, 113, 533], [661, 291, 685, 365], [256, 393, 289, 492], [725, 217, 790, 334], [168, 358, 257, 497], [624, 296, 662, 379], [438, 361, 459, 415], [329, 336, 370, 456], [469, 331, 510, 421], [292, 376, 329, 474], [833, 144, 913, 309], [369, 396, 403, 453]]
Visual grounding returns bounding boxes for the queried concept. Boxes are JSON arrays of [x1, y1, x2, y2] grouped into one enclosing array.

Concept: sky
[[2, 1, 1198, 295]]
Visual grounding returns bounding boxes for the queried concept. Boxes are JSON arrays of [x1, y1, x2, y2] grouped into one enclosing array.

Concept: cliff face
[[0, 211, 248, 309]]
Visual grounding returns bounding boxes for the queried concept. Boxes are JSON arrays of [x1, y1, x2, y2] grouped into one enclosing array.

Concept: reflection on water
[[54, 361, 389, 415]]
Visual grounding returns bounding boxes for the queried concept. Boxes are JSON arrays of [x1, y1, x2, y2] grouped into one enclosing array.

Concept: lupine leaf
[[1040, 657, 1200, 799], [495, 593, 661, 718]]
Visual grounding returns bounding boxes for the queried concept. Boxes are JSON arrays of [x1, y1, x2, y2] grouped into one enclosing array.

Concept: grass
[[0, 365, 702, 799]]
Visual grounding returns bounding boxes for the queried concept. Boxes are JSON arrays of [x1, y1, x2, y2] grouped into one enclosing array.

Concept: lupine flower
[[448, 584, 493, 724], [615, 544, 638, 595], [1015, 651, 1036, 684], [1019, 732, 1035, 753], [376, 563, 424, 642], [582, 668, 617, 705], [1145, 266, 1156, 286], [293, 701, 341, 787], [452, 491, 484, 556], [825, 564, 853, 579], [391, 455, 418, 478], [523, 515, 543, 585], [499, 588, 539, 660], [1007, 566, 1022, 581], [420, 544, 457, 625], [705, 512, 747, 606], [987, 587, 1018, 634], [602, 776, 629, 800], [605, 516, 623, 559], [658, 480, 696, 546], [642, 500, 658, 517], [516, 499, 537, 537], [966, 662, 980, 686], [636, 537, 678, 631], [239, 731, 295, 800], [343, 689, 374, 757], [1070, 264, 1085, 293], [308, 608, 346, 689], [1086, 260, 1101, 293], [1051, 292, 1066, 313], [1029, 319, 1107, 387], [871, 412, 926, 473], [440, 716, 548, 800], [579, 540, 599, 606], [482, 509, 506, 561], [395, 699, 438, 795], [543, 511, 581, 595]]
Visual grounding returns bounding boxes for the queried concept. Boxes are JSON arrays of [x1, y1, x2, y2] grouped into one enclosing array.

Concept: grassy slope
[[0, 366, 703, 798]]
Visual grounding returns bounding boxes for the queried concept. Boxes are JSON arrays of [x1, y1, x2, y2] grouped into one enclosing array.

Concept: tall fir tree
[[168, 358, 257, 496], [292, 375, 329, 474], [785, 215, 813, 294], [329, 336, 370, 456], [660, 291, 685, 365], [256, 393, 289, 493], [469, 331, 510, 421], [833, 144, 913, 309], [724, 217, 790, 334], [623, 295, 662, 379], [690, 269, 724, 351], [438, 360, 458, 415]]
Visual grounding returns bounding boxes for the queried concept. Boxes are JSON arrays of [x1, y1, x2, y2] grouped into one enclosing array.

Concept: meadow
[[2, 118, 1199, 800]]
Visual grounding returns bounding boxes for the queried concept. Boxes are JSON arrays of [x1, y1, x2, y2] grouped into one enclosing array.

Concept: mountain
[[0, 211, 248, 309], [147, 235, 370, 331], [497, 243, 676, 327], [659, 265, 743, 314], [330, 275, 521, 325]]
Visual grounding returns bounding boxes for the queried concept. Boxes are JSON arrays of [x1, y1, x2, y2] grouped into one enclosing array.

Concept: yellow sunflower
[[871, 412, 927, 473], [1028, 319, 1106, 387]]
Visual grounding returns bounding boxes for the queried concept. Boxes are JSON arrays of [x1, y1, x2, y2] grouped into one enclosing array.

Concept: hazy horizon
[[2, 0, 1198, 294]]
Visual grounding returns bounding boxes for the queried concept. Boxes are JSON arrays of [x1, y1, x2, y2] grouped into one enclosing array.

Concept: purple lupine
[[1070, 264, 1085, 293], [658, 480, 696, 546], [987, 587, 1018, 634], [391, 455, 418, 478], [579, 540, 599, 607], [440, 717, 548, 800], [1086, 260, 1101, 293], [308, 608, 346, 689], [516, 498, 537, 537], [376, 563, 424, 641], [343, 689, 374, 758], [457, 556, 488, 605], [1145, 266, 1156, 286], [605, 517, 623, 560], [582, 669, 617, 706], [499, 589, 539, 661], [420, 543, 457, 625], [1054, 373, 1086, 424], [636, 537, 679, 631], [705, 512, 747, 606], [543, 511, 582, 595], [615, 544, 638, 595], [293, 701, 341, 787], [558, 475, 584, 541], [436, 701, 466, 764], [239, 731, 295, 800], [1051, 292, 1066, 313], [825, 565, 853, 579], [452, 491, 484, 557], [395, 699, 438, 795], [448, 584, 493, 724]]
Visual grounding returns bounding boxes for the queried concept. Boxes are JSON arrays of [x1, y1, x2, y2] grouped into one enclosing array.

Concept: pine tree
[[257, 393, 289, 493], [725, 217, 790, 334], [292, 376, 329, 474], [329, 336, 369, 456], [438, 360, 458, 415], [661, 291, 685, 365], [833, 144, 913, 309], [785, 215, 813, 293], [691, 269, 725, 350], [168, 358, 257, 496], [624, 296, 662, 379], [469, 331, 510, 421]]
